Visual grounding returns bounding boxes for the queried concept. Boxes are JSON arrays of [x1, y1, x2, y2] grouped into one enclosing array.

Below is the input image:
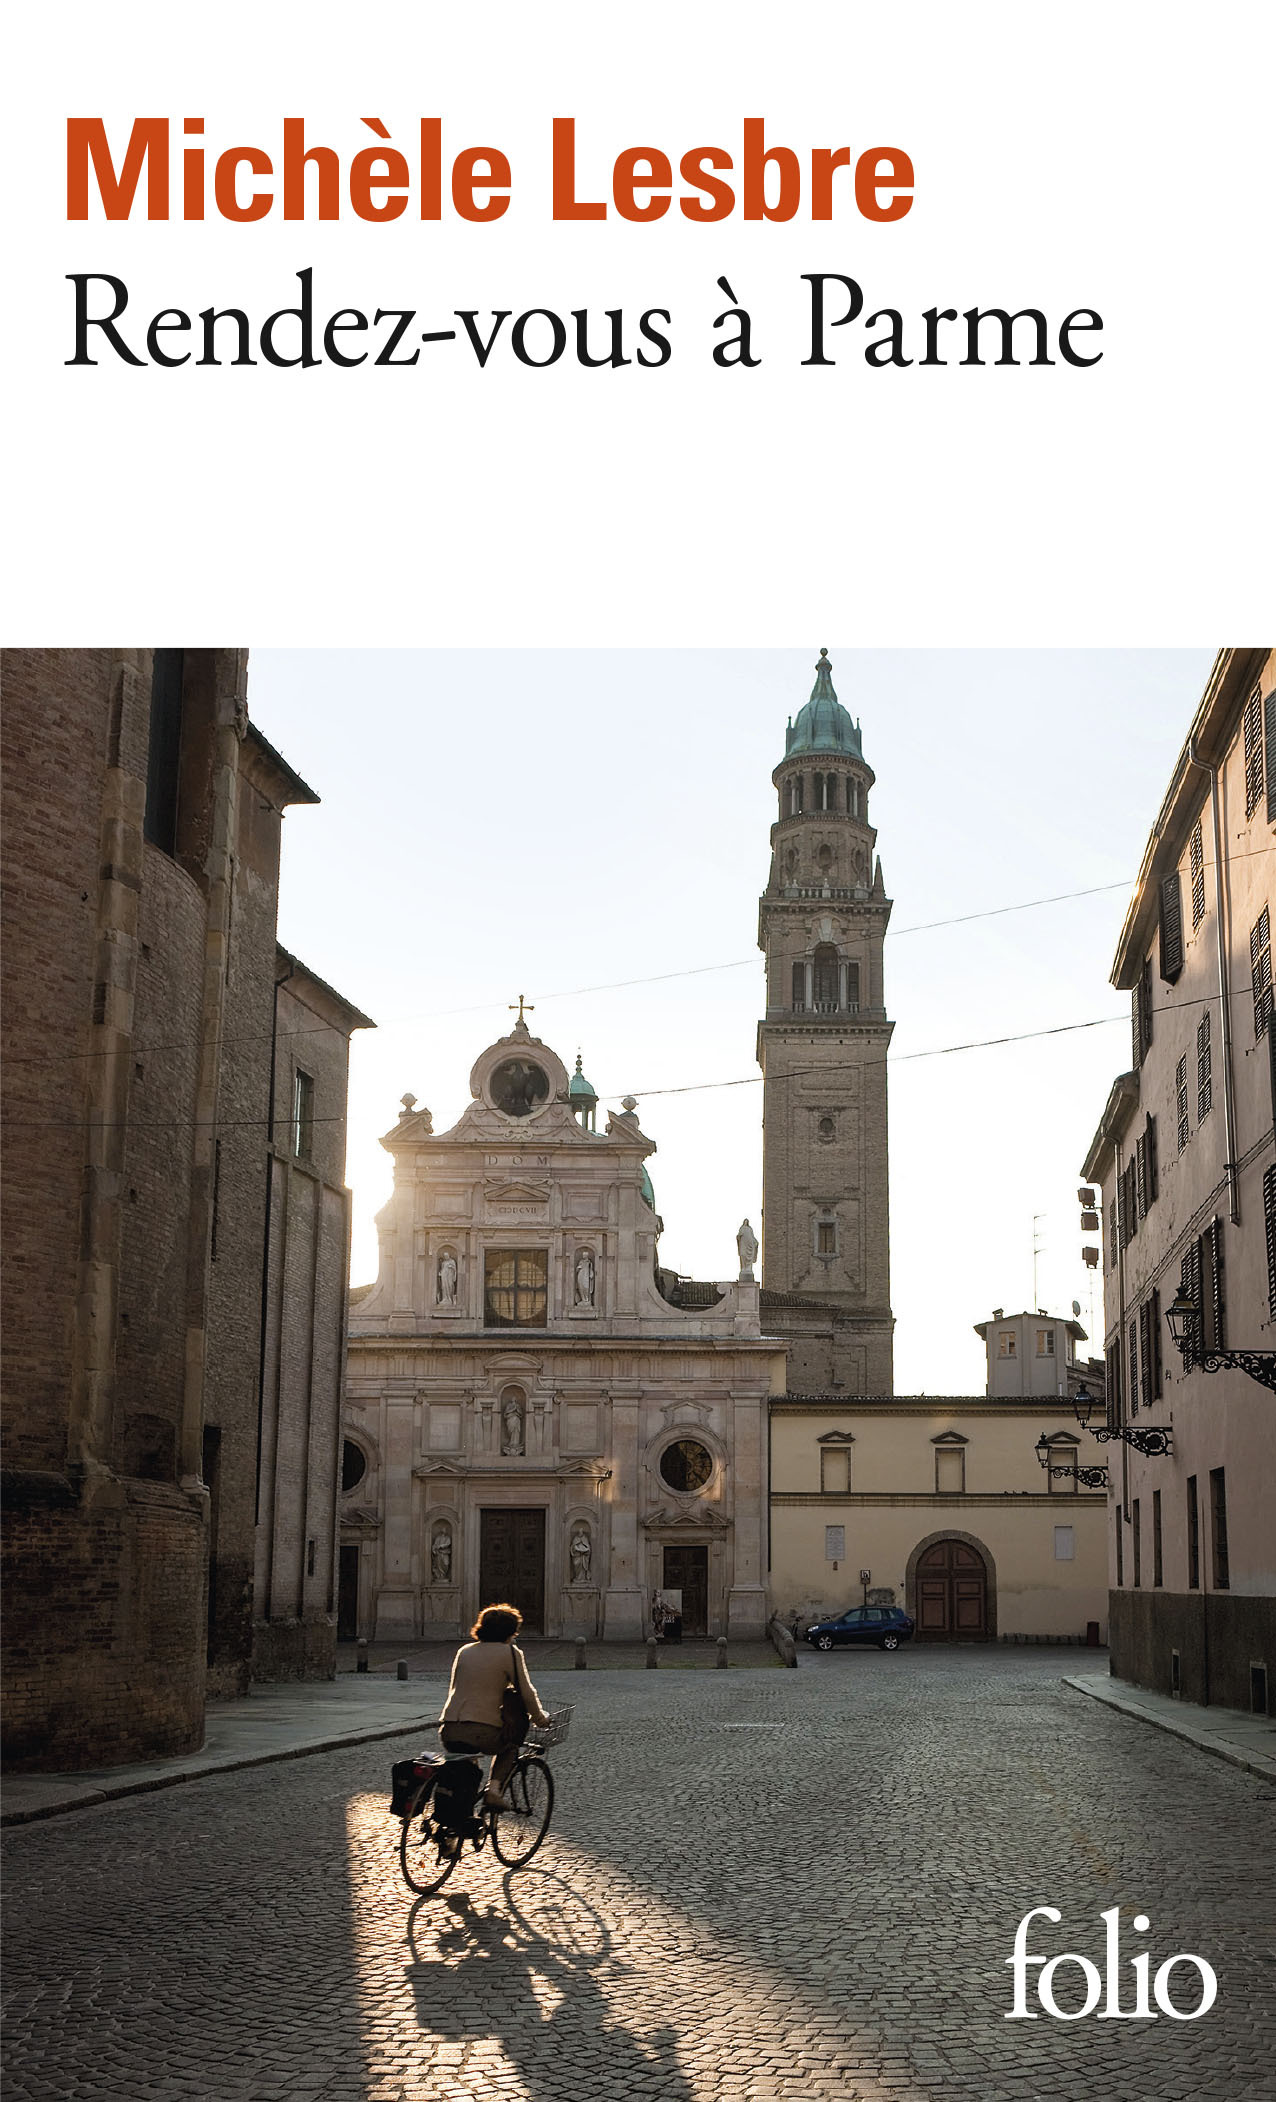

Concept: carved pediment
[[641, 1503, 733, 1533], [661, 1400, 712, 1427], [930, 1430, 969, 1446], [556, 1460, 612, 1480], [817, 1430, 856, 1444], [413, 1459, 470, 1478], [484, 1179, 551, 1205], [340, 1506, 381, 1535]]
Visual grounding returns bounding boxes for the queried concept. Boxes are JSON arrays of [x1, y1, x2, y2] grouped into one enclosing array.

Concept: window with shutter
[[1135, 1131, 1147, 1220], [1243, 685, 1264, 819], [1176, 1054, 1190, 1153], [1108, 1197, 1118, 1270], [1139, 1299, 1152, 1405], [1180, 1241, 1203, 1367], [1131, 981, 1142, 1071], [1197, 1008, 1212, 1121], [1149, 1286, 1162, 1401], [1144, 1113, 1159, 1205], [1105, 1340, 1121, 1424], [1117, 1172, 1129, 1249], [1189, 818, 1206, 927], [1159, 871, 1184, 982], [1128, 1321, 1139, 1411], [1207, 1217, 1225, 1351], [1252, 906, 1272, 1040], [1267, 690, 1276, 826], [1265, 1164, 1276, 1320]]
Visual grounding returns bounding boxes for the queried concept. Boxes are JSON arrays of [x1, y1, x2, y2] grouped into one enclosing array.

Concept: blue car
[[806, 1605, 915, 1652]]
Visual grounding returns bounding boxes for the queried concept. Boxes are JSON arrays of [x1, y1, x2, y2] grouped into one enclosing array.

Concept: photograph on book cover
[[3, 643, 1273, 2102]]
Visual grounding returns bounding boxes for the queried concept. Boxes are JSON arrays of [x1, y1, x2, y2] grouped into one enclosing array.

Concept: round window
[[490, 1058, 550, 1117], [659, 1439, 713, 1492], [341, 1440, 367, 1493], [818, 1116, 835, 1142]]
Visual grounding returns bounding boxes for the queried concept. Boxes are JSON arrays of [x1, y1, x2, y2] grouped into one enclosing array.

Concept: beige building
[[973, 1307, 1103, 1400], [1082, 646, 1276, 1712], [757, 650, 894, 1394], [770, 1393, 1107, 1642], [344, 1018, 784, 1643]]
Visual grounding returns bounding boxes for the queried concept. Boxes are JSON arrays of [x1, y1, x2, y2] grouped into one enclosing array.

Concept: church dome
[[785, 649, 863, 758]]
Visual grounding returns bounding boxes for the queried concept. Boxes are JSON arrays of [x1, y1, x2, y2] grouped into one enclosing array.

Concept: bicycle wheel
[[399, 1802, 460, 1895], [490, 1756, 554, 1867]]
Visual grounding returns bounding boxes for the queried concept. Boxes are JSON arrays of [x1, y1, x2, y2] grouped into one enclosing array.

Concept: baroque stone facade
[[344, 1021, 782, 1642], [757, 651, 895, 1393]]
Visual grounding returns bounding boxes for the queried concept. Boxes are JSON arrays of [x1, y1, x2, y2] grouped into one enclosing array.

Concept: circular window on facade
[[490, 1058, 550, 1117], [341, 1440, 367, 1493], [659, 1438, 714, 1493]]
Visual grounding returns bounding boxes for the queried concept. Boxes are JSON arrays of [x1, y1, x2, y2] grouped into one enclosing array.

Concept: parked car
[[805, 1605, 915, 1652]]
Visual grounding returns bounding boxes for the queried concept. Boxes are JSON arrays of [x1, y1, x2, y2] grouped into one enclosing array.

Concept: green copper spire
[[568, 1052, 597, 1100], [785, 648, 863, 757]]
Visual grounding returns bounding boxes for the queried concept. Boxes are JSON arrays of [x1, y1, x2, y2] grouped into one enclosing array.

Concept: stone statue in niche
[[736, 1217, 759, 1281], [436, 1251, 458, 1306], [574, 1248, 595, 1306], [570, 1525, 592, 1584], [430, 1522, 452, 1585], [500, 1387, 525, 1456]]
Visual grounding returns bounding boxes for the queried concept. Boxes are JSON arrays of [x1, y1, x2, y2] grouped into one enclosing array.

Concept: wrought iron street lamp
[[1034, 1434, 1110, 1491], [1070, 1381, 1173, 1457], [1164, 1290, 1276, 1392]]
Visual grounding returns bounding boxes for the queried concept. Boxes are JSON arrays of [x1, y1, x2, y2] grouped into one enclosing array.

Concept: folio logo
[[1006, 1906, 1218, 2021]]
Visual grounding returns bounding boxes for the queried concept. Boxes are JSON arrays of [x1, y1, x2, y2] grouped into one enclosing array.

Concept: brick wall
[[1, 650, 110, 1473], [2, 1473, 206, 1768]]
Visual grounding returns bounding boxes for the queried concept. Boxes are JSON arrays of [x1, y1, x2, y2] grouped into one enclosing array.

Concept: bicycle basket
[[526, 1705, 573, 1749]]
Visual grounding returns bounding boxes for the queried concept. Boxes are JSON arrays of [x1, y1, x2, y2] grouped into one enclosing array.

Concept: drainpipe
[[1186, 741, 1239, 1224], [255, 958, 295, 1526], [1113, 1138, 1129, 1522]]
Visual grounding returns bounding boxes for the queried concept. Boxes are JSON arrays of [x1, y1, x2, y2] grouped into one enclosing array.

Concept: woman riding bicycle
[[439, 1602, 550, 1808]]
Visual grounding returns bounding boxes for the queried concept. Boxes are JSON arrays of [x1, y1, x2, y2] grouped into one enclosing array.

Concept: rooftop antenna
[[1032, 1212, 1046, 1310]]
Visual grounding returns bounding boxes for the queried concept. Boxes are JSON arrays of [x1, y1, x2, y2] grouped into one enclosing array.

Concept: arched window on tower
[[791, 960, 806, 1012], [848, 779, 861, 819], [845, 960, 861, 1012], [813, 944, 839, 1009], [792, 775, 804, 814]]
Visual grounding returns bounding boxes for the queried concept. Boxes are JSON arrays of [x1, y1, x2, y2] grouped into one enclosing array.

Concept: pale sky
[[246, 649, 1215, 1396]]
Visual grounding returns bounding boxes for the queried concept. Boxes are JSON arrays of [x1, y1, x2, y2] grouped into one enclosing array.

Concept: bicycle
[[397, 1706, 572, 1896]]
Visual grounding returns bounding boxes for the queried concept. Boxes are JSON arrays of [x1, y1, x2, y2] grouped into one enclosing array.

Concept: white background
[[2, 0, 1273, 641]]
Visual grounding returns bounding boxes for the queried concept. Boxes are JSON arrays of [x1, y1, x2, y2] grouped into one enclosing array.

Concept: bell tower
[[757, 651, 894, 1393]]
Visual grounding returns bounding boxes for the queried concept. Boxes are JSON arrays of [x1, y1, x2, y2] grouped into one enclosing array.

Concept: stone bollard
[[575, 1637, 587, 1671], [396, 1659, 409, 1681], [646, 1637, 658, 1668], [716, 1636, 728, 1669], [356, 1639, 369, 1674]]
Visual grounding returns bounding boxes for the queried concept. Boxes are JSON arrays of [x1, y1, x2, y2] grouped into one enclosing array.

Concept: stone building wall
[[251, 956, 370, 1681], [1, 650, 359, 1765], [1083, 646, 1276, 1711]]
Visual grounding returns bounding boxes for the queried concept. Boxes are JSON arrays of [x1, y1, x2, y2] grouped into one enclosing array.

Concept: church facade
[[343, 1020, 783, 1644]]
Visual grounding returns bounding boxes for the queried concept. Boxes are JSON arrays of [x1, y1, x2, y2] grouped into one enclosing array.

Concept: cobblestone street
[[3, 1650, 1273, 2102]]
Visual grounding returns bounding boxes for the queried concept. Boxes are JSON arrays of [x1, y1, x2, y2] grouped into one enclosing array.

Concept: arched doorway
[[912, 1537, 990, 1640]]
